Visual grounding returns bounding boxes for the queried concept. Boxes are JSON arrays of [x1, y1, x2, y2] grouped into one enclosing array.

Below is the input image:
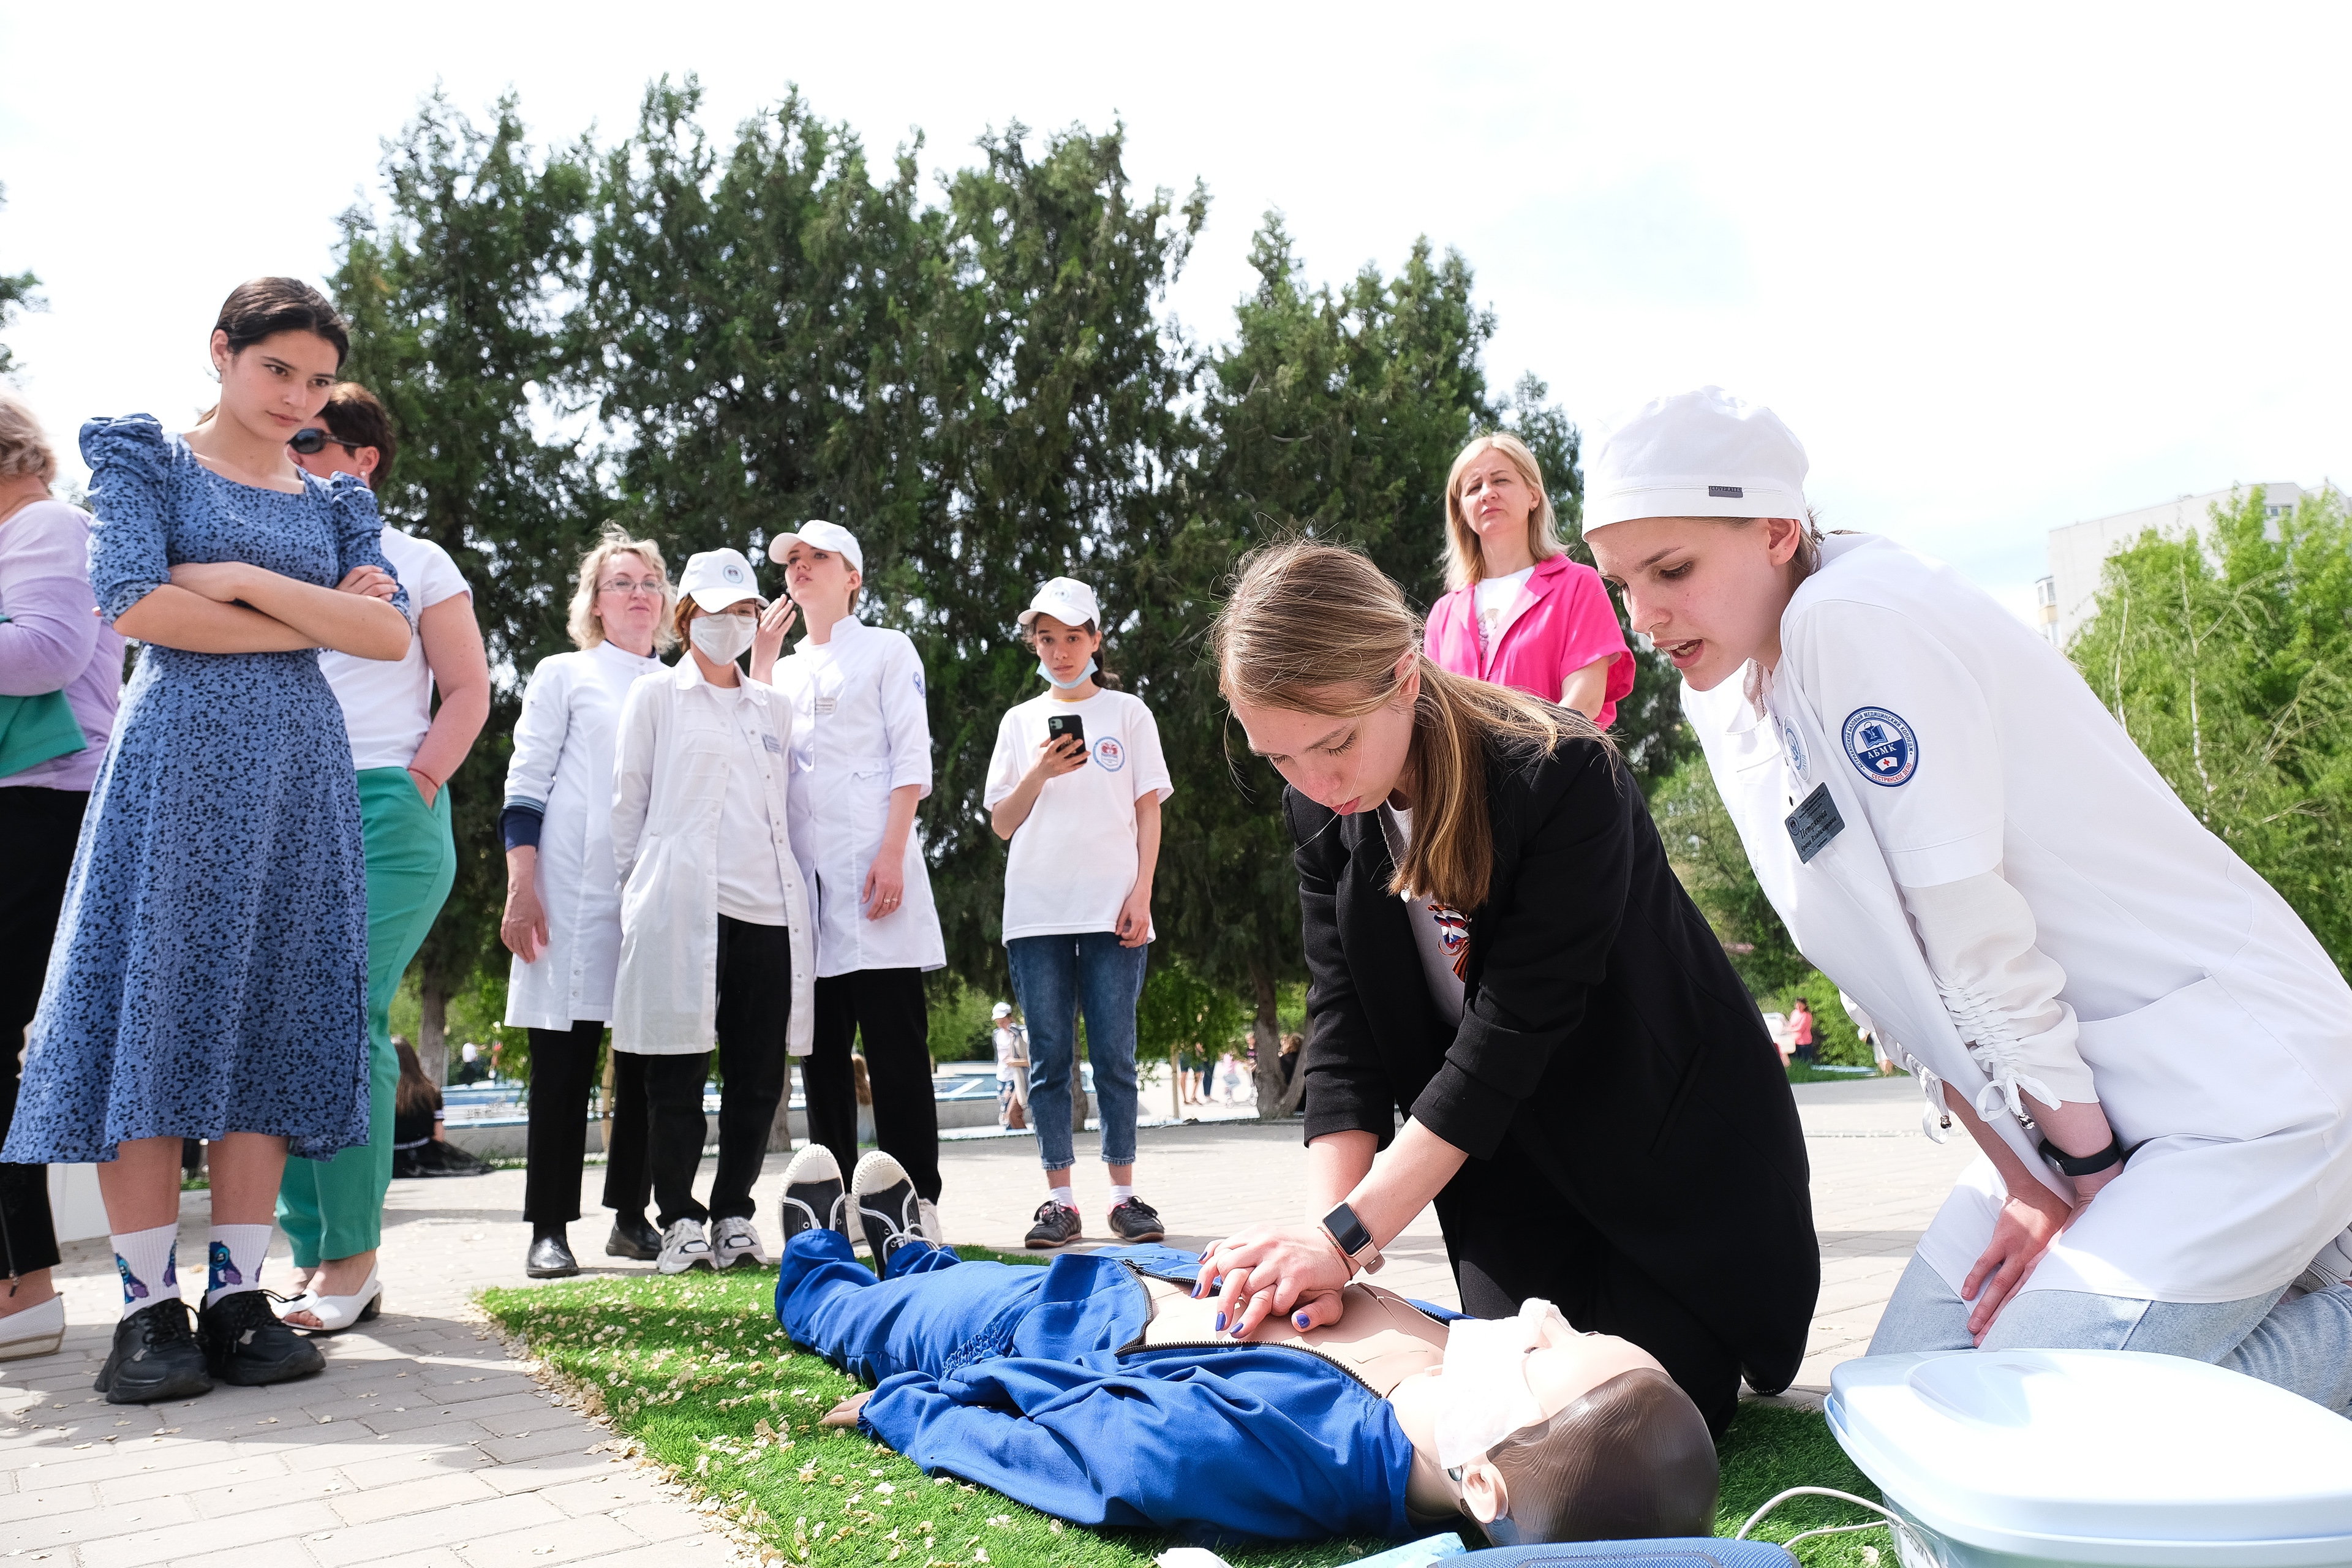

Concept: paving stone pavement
[[1, 1073, 1970, 1562]]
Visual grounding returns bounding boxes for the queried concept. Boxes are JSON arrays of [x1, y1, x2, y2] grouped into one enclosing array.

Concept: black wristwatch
[[2039, 1132, 2129, 1178], [1319, 1202, 1385, 1275]]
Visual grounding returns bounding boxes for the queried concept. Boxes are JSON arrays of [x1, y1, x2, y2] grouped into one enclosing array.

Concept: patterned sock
[[1107, 1184, 1136, 1205], [1049, 1185, 1075, 1212], [206, 1224, 272, 1306], [111, 1224, 178, 1319]]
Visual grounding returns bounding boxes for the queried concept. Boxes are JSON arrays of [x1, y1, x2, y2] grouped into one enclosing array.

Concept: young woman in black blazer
[[1197, 541, 1817, 1433]]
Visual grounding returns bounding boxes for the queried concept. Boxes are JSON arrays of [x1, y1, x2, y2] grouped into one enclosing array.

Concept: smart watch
[[2038, 1131, 2130, 1178], [1319, 1202, 1385, 1275]]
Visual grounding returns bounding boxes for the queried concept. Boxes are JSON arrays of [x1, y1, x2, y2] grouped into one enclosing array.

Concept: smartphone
[[1046, 714, 1086, 747]]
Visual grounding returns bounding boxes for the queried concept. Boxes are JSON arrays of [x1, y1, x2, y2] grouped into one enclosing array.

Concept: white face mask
[[692, 612, 756, 665], [1434, 1297, 1566, 1469]]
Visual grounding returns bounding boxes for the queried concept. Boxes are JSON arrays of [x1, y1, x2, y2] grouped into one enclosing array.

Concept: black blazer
[[1287, 734, 1817, 1386]]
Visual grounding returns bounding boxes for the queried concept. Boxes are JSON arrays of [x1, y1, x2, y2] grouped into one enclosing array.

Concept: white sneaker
[[0, 1293, 64, 1361], [917, 1198, 945, 1246], [712, 1216, 769, 1270], [656, 1218, 714, 1275]]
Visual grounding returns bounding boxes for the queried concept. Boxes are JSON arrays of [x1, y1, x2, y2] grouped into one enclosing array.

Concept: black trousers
[[1437, 1147, 1747, 1439], [0, 788, 80, 1278], [805, 967, 938, 1203], [522, 1020, 650, 1227], [640, 916, 795, 1229]]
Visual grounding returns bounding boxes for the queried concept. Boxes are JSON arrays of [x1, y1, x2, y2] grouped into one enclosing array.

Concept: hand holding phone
[[1034, 714, 1090, 781]]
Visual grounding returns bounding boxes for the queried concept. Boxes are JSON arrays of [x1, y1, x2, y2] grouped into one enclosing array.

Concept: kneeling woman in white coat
[[1583, 386, 2352, 1413], [611, 548, 815, 1275]]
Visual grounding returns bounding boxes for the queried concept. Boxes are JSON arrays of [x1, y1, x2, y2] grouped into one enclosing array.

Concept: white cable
[[1735, 1485, 1905, 1540], [1782, 1520, 1894, 1548]]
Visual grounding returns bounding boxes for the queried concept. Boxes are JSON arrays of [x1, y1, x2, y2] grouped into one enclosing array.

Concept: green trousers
[[276, 768, 457, 1265]]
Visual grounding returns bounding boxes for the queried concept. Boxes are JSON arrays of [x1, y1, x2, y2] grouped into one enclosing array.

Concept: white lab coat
[[502, 639, 665, 1030], [609, 661, 815, 1057], [773, 617, 945, 977], [1687, 533, 2352, 1304]]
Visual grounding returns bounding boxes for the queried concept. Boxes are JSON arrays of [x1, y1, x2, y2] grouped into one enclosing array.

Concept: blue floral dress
[[0, 415, 407, 1164]]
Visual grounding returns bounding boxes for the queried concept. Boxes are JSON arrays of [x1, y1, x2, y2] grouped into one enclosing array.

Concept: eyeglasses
[[288, 428, 358, 456], [597, 577, 665, 597]]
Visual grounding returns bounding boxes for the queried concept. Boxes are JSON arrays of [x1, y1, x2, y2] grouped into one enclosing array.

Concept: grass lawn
[[481, 1252, 1890, 1567]]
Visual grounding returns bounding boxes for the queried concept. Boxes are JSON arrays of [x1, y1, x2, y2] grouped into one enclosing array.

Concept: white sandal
[[0, 1293, 64, 1360], [284, 1265, 383, 1334]]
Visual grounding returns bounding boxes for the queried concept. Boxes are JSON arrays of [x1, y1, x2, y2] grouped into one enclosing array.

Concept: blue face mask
[[1039, 656, 1097, 690]]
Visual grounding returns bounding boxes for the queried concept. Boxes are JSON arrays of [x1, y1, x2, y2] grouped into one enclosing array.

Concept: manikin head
[[1579, 386, 1821, 692]]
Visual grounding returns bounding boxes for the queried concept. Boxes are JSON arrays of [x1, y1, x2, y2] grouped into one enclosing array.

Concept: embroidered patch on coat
[[1842, 706, 1918, 786]]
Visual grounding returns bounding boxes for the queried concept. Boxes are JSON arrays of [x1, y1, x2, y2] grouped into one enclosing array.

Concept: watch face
[[1326, 1205, 1370, 1254]]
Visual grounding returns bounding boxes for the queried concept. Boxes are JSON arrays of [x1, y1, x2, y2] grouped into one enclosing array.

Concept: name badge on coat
[[814, 696, 837, 715], [1785, 783, 1844, 864]]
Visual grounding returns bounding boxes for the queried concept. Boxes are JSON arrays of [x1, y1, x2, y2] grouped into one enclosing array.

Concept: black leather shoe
[[527, 1229, 579, 1278], [96, 1298, 213, 1404], [605, 1213, 662, 1261], [197, 1291, 325, 1387]]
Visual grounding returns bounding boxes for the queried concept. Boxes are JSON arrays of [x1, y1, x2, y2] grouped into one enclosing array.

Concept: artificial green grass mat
[[480, 1255, 1888, 1566]]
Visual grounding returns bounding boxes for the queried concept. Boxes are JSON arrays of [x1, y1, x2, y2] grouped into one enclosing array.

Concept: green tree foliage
[[0, 183, 43, 381], [329, 92, 598, 1077], [2069, 486, 2352, 972], [1648, 754, 1810, 995]]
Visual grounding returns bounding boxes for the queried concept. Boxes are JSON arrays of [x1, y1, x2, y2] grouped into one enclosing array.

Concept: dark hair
[[1020, 616, 1121, 692], [394, 1039, 442, 1120], [316, 382, 398, 488], [215, 276, 350, 366], [1480, 1368, 1719, 1544]]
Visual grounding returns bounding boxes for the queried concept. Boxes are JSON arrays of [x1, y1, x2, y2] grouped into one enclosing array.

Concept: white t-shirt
[[992, 1023, 1027, 1082], [1472, 566, 1534, 657], [1380, 806, 1468, 1027], [320, 527, 470, 772], [715, 682, 790, 925], [983, 688, 1174, 942]]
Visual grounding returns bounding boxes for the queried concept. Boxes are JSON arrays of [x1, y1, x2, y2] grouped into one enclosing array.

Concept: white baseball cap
[[991, 1001, 1014, 1019], [677, 548, 764, 612], [1017, 576, 1101, 631], [1581, 386, 1811, 532], [767, 519, 864, 575]]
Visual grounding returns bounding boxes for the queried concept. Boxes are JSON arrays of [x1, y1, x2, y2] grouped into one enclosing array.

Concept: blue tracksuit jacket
[[773, 1229, 1425, 1544]]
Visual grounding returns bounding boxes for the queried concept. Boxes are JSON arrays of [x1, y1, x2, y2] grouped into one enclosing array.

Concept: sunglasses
[[288, 428, 358, 456]]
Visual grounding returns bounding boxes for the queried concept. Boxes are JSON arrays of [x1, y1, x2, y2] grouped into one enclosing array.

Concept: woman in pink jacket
[[1423, 434, 1632, 725]]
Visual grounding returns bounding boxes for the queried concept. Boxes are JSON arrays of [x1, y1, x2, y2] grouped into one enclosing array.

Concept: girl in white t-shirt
[[983, 577, 1173, 1248]]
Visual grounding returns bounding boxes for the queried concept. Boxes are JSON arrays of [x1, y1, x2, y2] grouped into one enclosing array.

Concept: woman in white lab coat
[[499, 528, 666, 1279], [612, 548, 815, 1275], [1582, 386, 2352, 1412], [752, 521, 947, 1236]]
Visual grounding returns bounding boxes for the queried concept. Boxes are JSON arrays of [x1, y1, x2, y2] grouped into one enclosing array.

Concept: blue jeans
[[1869, 1254, 2352, 1415], [1005, 933, 1147, 1172]]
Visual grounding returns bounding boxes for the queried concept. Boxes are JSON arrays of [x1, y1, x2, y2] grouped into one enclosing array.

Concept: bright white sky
[[4, 3, 2347, 619]]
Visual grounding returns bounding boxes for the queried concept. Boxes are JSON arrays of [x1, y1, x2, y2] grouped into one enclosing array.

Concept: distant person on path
[[275, 382, 488, 1334], [389, 1039, 492, 1178], [984, 576, 1173, 1248], [3, 279, 412, 1404], [0, 394, 125, 1363], [1197, 541, 1815, 1435], [1789, 997, 1816, 1065], [990, 1003, 1030, 1129], [753, 521, 948, 1242], [1422, 434, 1632, 727], [611, 548, 815, 1275], [500, 526, 666, 1278]]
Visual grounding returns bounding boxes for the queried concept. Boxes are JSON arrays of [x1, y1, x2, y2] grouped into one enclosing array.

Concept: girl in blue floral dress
[[0, 279, 412, 1403]]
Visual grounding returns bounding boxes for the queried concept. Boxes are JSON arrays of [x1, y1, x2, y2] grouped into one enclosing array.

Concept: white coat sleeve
[[878, 635, 934, 797], [609, 676, 658, 891], [503, 658, 572, 811], [1902, 870, 2099, 1118]]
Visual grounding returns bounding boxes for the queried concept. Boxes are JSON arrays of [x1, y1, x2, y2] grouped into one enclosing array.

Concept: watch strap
[[1319, 1202, 1385, 1275], [2038, 1131, 2128, 1177]]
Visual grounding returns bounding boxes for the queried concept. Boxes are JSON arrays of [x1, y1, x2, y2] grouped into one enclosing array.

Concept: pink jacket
[[1423, 554, 1635, 729]]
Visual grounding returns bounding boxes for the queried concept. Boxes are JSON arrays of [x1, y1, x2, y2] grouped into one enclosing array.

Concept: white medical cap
[[1582, 386, 1810, 531]]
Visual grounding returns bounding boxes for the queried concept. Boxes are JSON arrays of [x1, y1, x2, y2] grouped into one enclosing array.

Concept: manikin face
[[288, 428, 377, 486], [782, 540, 859, 619], [1587, 516, 1807, 692], [1455, 448, 1539, 554], [1229, 654, 1421, 816], [595, 550, 666, 653], [210, 330, 340, 451], [1028, 612, 1102, 687]]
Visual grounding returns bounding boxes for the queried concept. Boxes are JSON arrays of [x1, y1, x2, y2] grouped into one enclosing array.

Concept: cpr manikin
[[766, 1148, 1718, 1545], [1583, 387, 2352, 1414]]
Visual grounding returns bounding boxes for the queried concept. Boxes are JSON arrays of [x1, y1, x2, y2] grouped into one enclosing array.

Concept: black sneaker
[[779, 1144, 848, 1243], [849, 1152, 928, 1270], [95, 1298, 213, 1404], [1107, 1197, 1165, 1242], [197, 1290, 325, 1387], [1025, 1200, 1082, 1250], [605, 1212, 662, 1261]]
